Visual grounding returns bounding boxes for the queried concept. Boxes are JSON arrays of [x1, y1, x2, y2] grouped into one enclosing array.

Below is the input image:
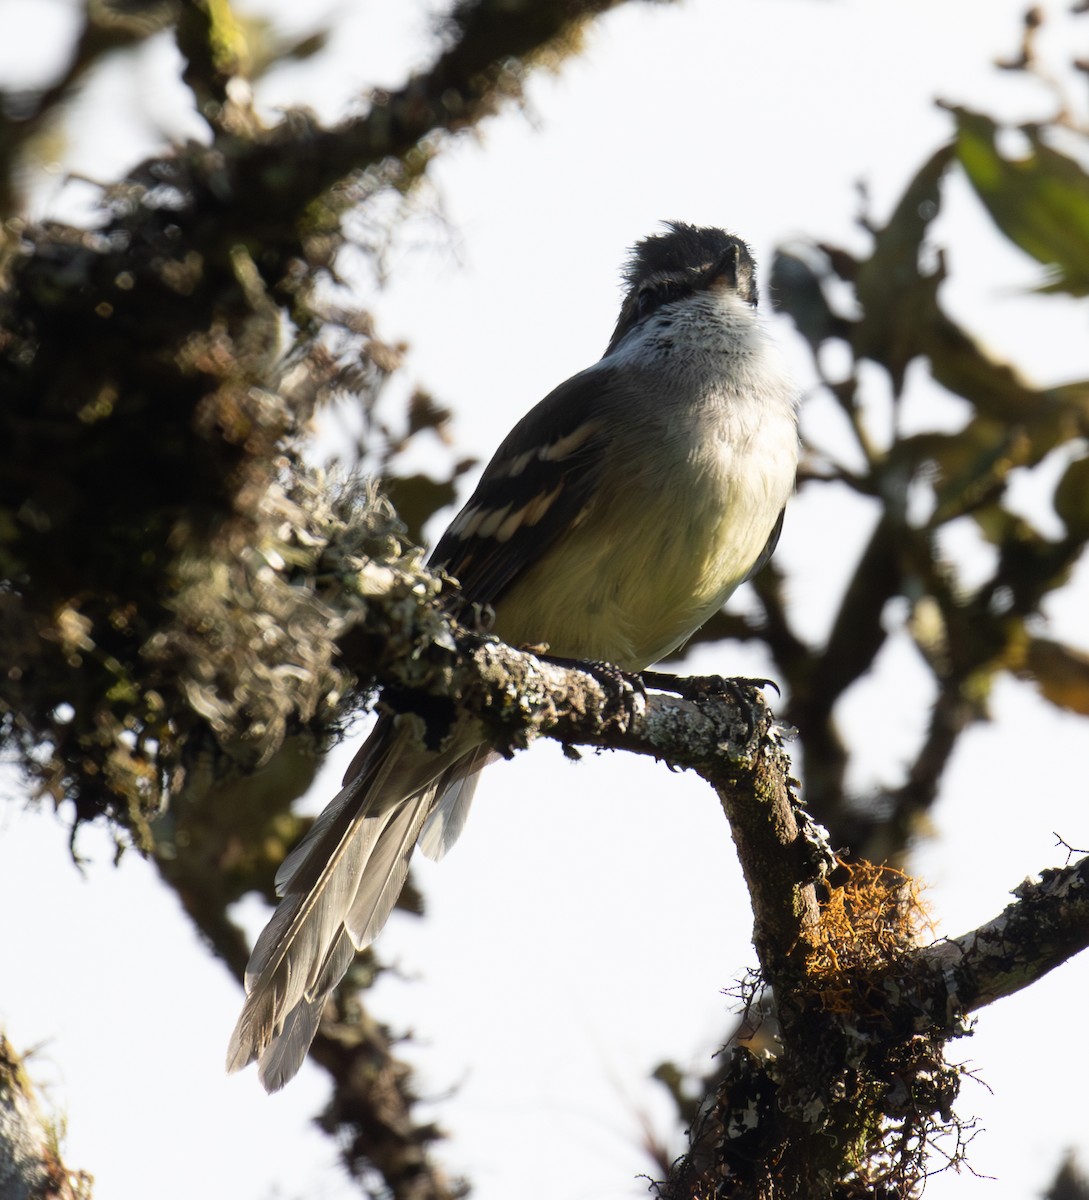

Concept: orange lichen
[[807, 859, 936, 1014]]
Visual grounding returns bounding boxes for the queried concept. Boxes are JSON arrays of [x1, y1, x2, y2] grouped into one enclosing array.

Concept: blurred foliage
[[0, 0, 623, 828], [0, 0, 628, 1195], [655, 12, 1089, 1187], [0, 1033, 94, 1200], [2, 0, 1089, 1197], [950, 105, 1089, 296], [1047, 1154, 1089, 1200], [779, 106, 1089, 851], [686, 32, 1089, 864]]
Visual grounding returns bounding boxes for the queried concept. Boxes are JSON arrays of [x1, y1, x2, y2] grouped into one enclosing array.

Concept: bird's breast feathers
[[492, 350, 797, 669]]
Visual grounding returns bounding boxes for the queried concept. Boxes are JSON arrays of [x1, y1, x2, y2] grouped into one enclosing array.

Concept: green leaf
[[769, 247, 853, 350], [1019, 636, 1089, 715], [382, 472, 459, 547], [853, 144, 955, 393], [950, 106, 1089, 296], [1053, 452, 1089, 539]]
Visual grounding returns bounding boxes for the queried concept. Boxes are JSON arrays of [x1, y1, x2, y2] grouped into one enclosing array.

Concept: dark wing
[[429, 364, 622, 608]]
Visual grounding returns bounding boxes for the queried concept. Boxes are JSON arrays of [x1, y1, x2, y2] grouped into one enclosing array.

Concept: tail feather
[[272, 778, 364, 897], [227, 794, 380, 1073], [417, 746, 498, 861], [255, 929, 356, 1092], [273, 721, 401, 898], [228, 713, 485, 1089], [344, 793, 435, 944]]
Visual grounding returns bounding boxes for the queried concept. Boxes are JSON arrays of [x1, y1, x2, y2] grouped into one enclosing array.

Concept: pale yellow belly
[[491, 473, 780, 670]]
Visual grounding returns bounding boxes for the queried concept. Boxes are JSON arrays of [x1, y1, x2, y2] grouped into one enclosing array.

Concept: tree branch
[[657, 840, 1089, 1197], [167, 0, 635, 267], [919, 852, 1089, 1013]]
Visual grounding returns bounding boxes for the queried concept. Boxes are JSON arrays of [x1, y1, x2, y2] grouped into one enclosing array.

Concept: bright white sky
[[1, 1, 1088, 1198]]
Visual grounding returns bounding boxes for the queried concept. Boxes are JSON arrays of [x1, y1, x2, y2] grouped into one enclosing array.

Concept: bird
[[227, 222, 799, 1090]]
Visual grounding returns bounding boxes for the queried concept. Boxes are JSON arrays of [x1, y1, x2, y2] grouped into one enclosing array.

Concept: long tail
[[227, 716, 491, 1091]]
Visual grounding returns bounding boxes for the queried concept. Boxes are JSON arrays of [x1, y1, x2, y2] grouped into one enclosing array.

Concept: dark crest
[[606, 222, 757, 354]]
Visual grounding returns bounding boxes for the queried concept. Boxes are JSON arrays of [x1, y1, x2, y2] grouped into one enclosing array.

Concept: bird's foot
[[537, 654, 646, 716], [638, 672, 779, 740], [639, 671, 779, 701]]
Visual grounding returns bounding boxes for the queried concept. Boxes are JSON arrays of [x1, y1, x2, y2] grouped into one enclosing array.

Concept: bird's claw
[[537, 654, 646, 717], [638, 672, 779, 740]]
